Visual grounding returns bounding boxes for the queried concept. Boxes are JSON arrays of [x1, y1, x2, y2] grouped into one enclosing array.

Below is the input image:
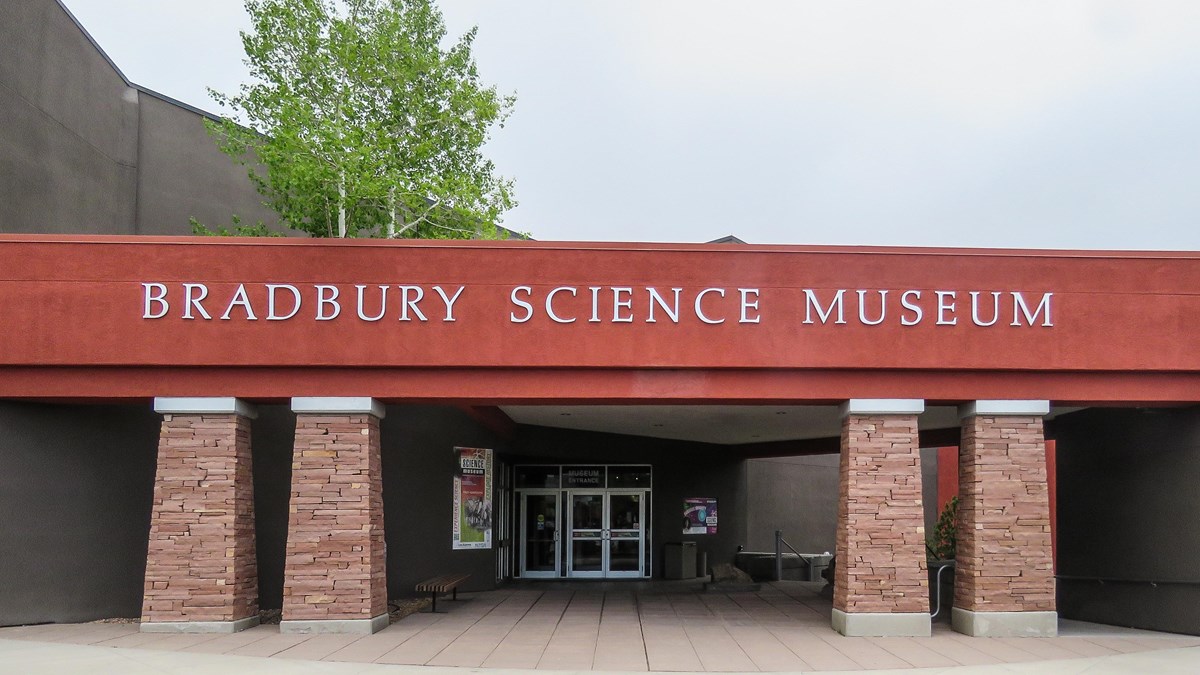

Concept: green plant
[[206, 0, 515, 239], [926, 496, 958, 561], [190, 215, 282, 237]]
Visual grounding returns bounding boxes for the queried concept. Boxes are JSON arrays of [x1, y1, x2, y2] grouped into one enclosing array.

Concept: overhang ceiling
[[500, 404, 1083, 446]]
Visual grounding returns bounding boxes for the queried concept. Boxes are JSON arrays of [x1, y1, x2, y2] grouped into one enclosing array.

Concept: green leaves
[[208, 0, 515, 238], [926, 496, 958, 562]]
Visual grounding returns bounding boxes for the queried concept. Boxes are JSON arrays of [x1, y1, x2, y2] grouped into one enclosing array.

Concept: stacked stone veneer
[[282, 412, 387, 626], [141, 413, 258, 626], [956, 414, 1055, 614], [834, 414, 929, 616]]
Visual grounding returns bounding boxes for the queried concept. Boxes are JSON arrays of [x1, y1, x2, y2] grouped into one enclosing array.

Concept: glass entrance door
[[521, 492, 559, 578], [567, 491, 645, 578], [568, 492, 605, 578], [606, 491, 644, 578]]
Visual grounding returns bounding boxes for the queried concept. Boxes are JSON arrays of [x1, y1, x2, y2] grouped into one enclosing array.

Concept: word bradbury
[[140, 283, 1054, 327]]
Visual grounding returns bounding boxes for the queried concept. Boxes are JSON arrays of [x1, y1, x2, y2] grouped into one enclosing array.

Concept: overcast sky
[[61, 0, 1200, 249]]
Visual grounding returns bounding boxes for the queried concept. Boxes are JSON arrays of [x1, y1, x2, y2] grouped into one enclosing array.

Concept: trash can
[[664, 541, 697, 580]]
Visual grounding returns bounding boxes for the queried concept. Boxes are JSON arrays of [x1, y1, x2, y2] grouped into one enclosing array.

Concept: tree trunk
[[387, 187, 396, 238], [338, 170, 347, 238]]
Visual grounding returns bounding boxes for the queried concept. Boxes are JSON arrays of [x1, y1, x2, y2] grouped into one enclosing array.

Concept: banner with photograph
[[452, 447, 493, 549], [683, 497, 718, 534]]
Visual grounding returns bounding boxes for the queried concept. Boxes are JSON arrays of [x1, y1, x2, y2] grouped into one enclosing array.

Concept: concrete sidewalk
[[2, 583, 1198, 673], [2, 637, 1200, 674]]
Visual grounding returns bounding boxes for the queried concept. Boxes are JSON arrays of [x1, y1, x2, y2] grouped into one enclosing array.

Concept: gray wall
[[0, 402, 159, 626], [0, 401, 509, 623], [136, 93, 278, 234], [0, 0, 277, 236], [1054, 407, 1200, 635], [0, 0, 138, 235], [743, 447, 940, 555], [240, 404, 511, 609], [745, 455, 838, 553], [920, 446, 941, 541], [380, 406, 509, 598]]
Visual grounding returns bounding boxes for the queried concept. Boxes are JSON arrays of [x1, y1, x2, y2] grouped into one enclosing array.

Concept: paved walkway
[[3, 582, 1199, 673]]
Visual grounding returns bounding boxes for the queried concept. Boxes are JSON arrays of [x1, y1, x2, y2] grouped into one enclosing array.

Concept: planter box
[[928, 560, 955, 620]]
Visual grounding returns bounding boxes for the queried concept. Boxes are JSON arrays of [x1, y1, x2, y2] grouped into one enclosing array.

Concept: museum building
[[2, 234, 1199, 640], [3, 0, 1200, 643]]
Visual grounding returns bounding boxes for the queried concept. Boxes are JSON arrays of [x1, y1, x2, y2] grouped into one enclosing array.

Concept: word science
[[140, 283, 1054, 328]]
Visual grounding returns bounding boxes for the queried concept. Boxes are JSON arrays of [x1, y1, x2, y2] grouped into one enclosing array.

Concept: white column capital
[[840, 399, 925, 419], [291, 397, 385, 418], [153, 397, 257, 418], [959, 400, 1050, 419]]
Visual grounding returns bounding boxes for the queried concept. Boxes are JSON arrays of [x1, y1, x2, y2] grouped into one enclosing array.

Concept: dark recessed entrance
[[516, 464, 652, 579]]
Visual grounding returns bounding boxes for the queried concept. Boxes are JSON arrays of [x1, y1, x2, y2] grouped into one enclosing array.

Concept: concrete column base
[[279, 614, 390, 635], [140, 615, 259, 634], [952, 608, 1058, 637], [831, 609, 931, 637]]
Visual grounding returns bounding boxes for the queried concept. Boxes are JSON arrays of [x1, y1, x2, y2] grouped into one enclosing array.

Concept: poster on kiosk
[[453, 447, 493, 549]]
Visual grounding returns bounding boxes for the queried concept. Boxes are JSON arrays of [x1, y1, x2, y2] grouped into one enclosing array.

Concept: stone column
[[954, 400, 1057, 637], [281, 397, 388, 634], [833, 399, 931, 637], [141, 398, 259, 633]]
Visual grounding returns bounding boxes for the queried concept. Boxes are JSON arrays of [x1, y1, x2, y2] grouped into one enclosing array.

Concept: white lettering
[[397, 285, 427, 322], [510, 286, 534, 323], [432, 285, 464, 322], [182, 283, 211, 320], [588, 286, 602, 323], [266, 284, 301, 320], [900, 290, 923, 326], [1012, 292, 1054, 327], [803, 289, 845, 324], [970, 291, 1001, 327], [221, 284, 258, 320], [315, 285, 341, 321], [856, 289, 887, 326], [739, 288, 761, 324], [695, 288, 726, 324], [936, 291, 957, 325], [142, 283, 168, 319], [647, 287, 681, 323], [612, 287, 633, 323], [355, 284, 388, 322], [546, 286, 577, 324]]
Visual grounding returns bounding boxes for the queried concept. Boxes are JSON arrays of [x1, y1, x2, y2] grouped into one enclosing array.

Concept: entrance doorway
[[516, 465, 651, 579], [567, 491, 644, 578], [520, 492, 559, 578]]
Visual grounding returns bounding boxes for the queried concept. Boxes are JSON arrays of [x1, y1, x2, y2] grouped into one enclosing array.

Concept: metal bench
[[415, 572, 471, 613]]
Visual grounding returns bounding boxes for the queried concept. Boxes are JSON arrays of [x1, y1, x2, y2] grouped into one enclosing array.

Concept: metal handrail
[[930, 561, 955, 619], [773, 530, 808, 581], [1056, 575, 1200, 587]]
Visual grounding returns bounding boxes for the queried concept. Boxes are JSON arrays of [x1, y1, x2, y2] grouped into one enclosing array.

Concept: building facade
[[1, 236, 1198, 638], [2, 0, 1199, 642]]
